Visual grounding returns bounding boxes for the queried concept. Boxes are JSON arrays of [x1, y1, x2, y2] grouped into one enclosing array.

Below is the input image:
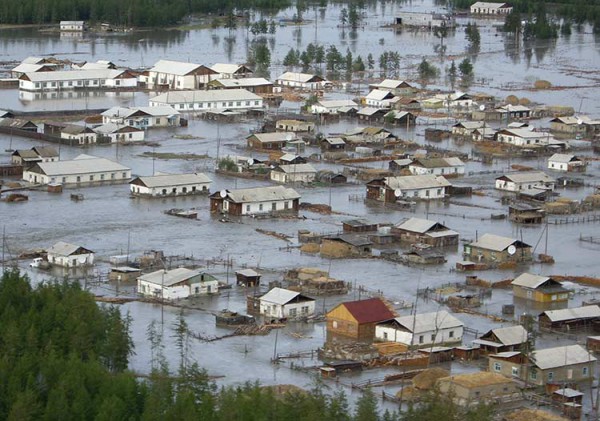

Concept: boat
[[70, 193, 84, 201], [164, 208, 198, 219], [215, 310, 255, 327]]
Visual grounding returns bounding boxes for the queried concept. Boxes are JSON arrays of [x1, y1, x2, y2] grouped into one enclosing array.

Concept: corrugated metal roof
[[93, 123, 142, 134], [12, 63, 55, 73], [453, 121, 484, 130], [469, 233, 525, 252], [372, 79, 413, 89], [541, 305, 600, 323], [549, 153, 579, 164], [317, 99, 358, 108], [225, 185, 300, 203], [384, 175, 452, 190], [325, 137, 346, 145], [394, 310, 463, 334], [22, 69, 129, 82], [47, 241, 91, 256], [497, 127, 549, 139], [132, 173, 211, 188], [260, 287, 306, 305], [139, 268, 202, 287], [150, 88, 262, 104], [102, 106, 179, 118], [471, 2, 511, 8], [149, 60, 214, 76], [274, 163, 317, 174], [235, 268, 260, 277], [395, 217, 438, 233], [248, 132, 298, 143], [489, 325, 528, 346], [511, 273, 552, 289], [497, 171, 555, 184], [276, 71, 325, 83], [411, 157, 464, 169], [366, 89, 394, 101], [210, 63, 252, 74], [357, 107, 387, 116], [33, 154, 130, 176], [533, 344, 596, 370]]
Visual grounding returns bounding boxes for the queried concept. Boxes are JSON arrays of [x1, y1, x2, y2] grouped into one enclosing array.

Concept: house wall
[[24, 168, 131, 186], [513, 286, 569, 303], [437, 378, 519, 407], [375, 325, 463, 347], [470, 5, 512, 14], [550, 122, 585, 134], [270, 171, 315, 184], [397, 187, 447, 200], [247, 138, 286, 150], [104, 78, 138, 89], [495, 179, 554, 192], [19, 76, 134, 92], [189, 279, 219, 295], [137, 280, 190, 300], [60, 131, 97, 145], [497, 133, 549, 147], [100, 130, 145, 143], [260, 300, 315, 319], [130, 182, 210, 197], [391, 229, 459, 247], [150, 97, 263, 112], [409, 165, 465, 176], [464, 245, 532, 263], [223, 198, 297, 215], [48, 252, 94, 267]]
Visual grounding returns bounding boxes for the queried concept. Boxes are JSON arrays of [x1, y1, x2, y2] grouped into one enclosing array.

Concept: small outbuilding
[[511, 273, 570, 303], [326, 297, 396, 342], [47, 241, 94, 268], [259, 287, 316, 320], [235, 269, 261, 287], [391, 217, 459, 247]]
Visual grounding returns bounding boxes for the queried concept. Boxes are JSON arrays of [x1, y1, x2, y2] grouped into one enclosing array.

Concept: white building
[[137, 268, 219, 300], [60, 21, 86, 31], [372, 175, 452, 200], [101, 106, 181, 128], [210, 63, 253, 79], [129, 173, 212, 197], [211, 185, 300, 216], [93, 123, 145, 143], [495, 171, 556, 192], [365, 89, 396, 108], [11, 62, 57, 78], [375, 310, 464, 347], [408, 157, 465, 176], [47, 241, 94, 267], [433, 91, 473, 108], [270, 163, 317, 184], [368, 79, 415, 95], [147, 60, 217, 90], [310, 99, 358, 114], [61, 124, 98, 145], [470, 2, 513, 14], [259, 287, 316, 319], [547, 153, 586, 172], [149, 89, 263, 112], [276, 72, 330, 90], [18, 69, 137, 91], [395, 12, 454, 28], [23, 154, 131, 186], [496, 128, 554, 147]]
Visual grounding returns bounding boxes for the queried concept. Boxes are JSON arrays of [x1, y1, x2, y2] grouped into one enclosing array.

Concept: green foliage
[[418, 58, 439, 80], [465, 22, 480, 46], [523, 3, 559, 39], [217, 156, 238, 172], [354, 388, 379, 421], [503, 12, 522, 34], [283, 48, 301, 67], [402, 387, 495, 421], [447, 60, 457, 90], [378, 51, 401, 77], [384, 111, 396, 125], [458, 58, 473, 78]]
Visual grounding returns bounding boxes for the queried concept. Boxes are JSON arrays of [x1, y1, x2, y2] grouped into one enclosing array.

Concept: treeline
[[0, 0, 291, 26], [0, 270, 498, 420]]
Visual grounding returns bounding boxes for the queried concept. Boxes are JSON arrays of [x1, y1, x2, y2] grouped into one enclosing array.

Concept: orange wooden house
[[326, 297, 396, 343]]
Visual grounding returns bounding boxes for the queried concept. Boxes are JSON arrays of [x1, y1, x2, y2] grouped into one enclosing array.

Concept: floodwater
[[1, 0, 600, 411]]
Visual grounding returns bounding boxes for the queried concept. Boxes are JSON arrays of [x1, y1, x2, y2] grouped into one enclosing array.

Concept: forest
[[0, 270, 498, 420]]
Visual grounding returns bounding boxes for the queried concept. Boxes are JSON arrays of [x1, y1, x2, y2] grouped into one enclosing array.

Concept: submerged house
[[326, 297, 396, 342], [129, 173, 212, 197], [463, 233, 532, 264], [538, 306, 600, 331], [511, 273, 570, 303], [366, 175, 451, 202], [275, 72, 330, 90], [408, 157, 465, 177], [147, 60, 217, 89], [436, 372, 519, 407], [473, 325, 529, 354], [391, 217, 459, 247], [47, 241, 94, 268], [259, 287, 316, 319], [375, 310, 464, 347], [470, 2, 513, 14], [547, 154, 586, 172], [270, 163, 317, 184], [209, 185, 300, 215], [247, 132, 298, 150], [137, 268, 219, 300], [495, 172, 555, 193], [149, 89, 263, 112], [101, 106, 181, 128]]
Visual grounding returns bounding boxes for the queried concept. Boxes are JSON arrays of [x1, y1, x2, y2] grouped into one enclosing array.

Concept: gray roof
[[139, 268, 203, 287], [532, 344, 596, 370], [541, 306, 600, 323], [488, 325, 528, 346], [62, 124, 94, 135], [274, 163, 317, 174], [471, 2, 511, 8], [371, 79, 413, 89], [549, 153, 581, 164], [149, 60, 213, 76], [357, 107, 387, 116], [512, 273, 552, 289], [150, 89, 262, 104], [395, 217, 443, 234], [248, 132, 299, 143], [498, 127, 549, 139], [22, 56, 46, 64], [325, 137, 346, 145], [102, 106, 179, 118], [260, 287, 310, 305], [225, 185, 300, 203], [47, 241, 92, 256], [411, 157, 465, 169], [235, 268, 260, 277], [22, 69, 129, 82], [316, 99, 358, 108], [211, 78, 271, 88], [12, 63, 56, 73], [276, 71, 326, 83], [366, 89, 394, 101], [392, 310, 463, 334], [132, 173, 212, 188], [453, 121, 484, 130], [497, 171, 555, 184], [469, 233, 527, 252], [93, 123, 143, 134], [32, 154, 130, 176], [384, 175, 452, 190], [210, 63, 252, 74]]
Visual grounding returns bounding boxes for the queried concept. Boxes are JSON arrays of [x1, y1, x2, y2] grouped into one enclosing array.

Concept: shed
[[391, 217, 459, 247], [326, 297, 396, 342], [473, 325, 529, 354], [47, 241, 94, 268], [511, 273, 570, 303], [259, 287, 315, 320], [235, 268, 261, 287], [436, 372, 519, 407], [508, 202, 545, 224], [342, 219, 378, 233], [108, 266, 142, 282], [538, 305, 600, 332]]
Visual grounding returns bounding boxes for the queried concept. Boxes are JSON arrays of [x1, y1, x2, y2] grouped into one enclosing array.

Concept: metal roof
[[511, 273, 552, 289], [22, 56, 46, 64], [541, 305, 600, 323], [393, 310, 463, 334], [325, 234, 372, 247], [532, 344, 596, 370], [325, 137, 346, 145], [260, 287, 312, 305], [274, 163, 317, 174], [22, 69, 129, 82], [497, 127, 550, 139], [149, 60, 215, 76], [453, 121, 484, 130], [384, 175, 452, 190], [497, 171, 555, 184], [549, 153, 580, 164], [235, 268, 260, 277], [33, 154, 130, 176], [211, 78, 271, 88], [276, 71, 326, 83], [210, 63, 252, 74], [12, 63, 56, 73], [487, 325, 528, 346], [47, 241, 92, 256], [102, 106, 179, 118], [366, 89, 395, 101], [469, 233, 527, 252], [371, 79, 413, 89], [139, 268, 202, 287], [471, 2, 511, 8], [554, 388, 584, 398], [93, 123, 143, 134], [225, 185, 300, 203], [150, 89, 262, 104], [337, 297, 395, 324], [357, 107, 387, 116], [395, 217, 439, 234], [132, 173, 212, 188], [316, 99, 358, 108], [248, 132, 298, 143], [62, 124, 94, 135], [411, 157, 464, 169]]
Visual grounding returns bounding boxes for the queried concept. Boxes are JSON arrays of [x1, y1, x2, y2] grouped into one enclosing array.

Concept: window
[[583, 367, 589, 376], [272, 203, 277, 211], [530, 371, 537, 380], [182, 187, 187, 193], [236, 101, 241, 106], [172, 188, 177, 194], [192, 186, 196, 192], [301, 306, 309, 315], [76, 176, 81, 182], [228, 102, 233, 106], [332, 321, 338, 329], [162, 189, 167, 195], [431, 334, 435, 342], [89, 175, 94, 181], [111, 173, 116, 179], [284, 201, 290, 210], [122, 172, 127, 178], [426, 190, 430, 197], [246, 101, 250, 106], [511, 366, 519, 376], [547, 372, 554, 381], [418, 335, 424, 344], [289, 308, 297, 317], [259, 204, 263, 211], [62, 177, 66, 183], [255, 101, 259, 105], [195, 287, 199, 294], [449, 331, 454, 338], [246, 205, 251, 212], [493, 362, 501, 372], [383, 332, 388, 340]]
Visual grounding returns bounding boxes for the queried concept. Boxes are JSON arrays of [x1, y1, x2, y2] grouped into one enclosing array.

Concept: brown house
[[463, 233, 532, 264], [326, 297, 396, 343], [342, 219, 378, 233], [436, 372, 520, 407], [473, 325, 529, 354], [246, 132, 298, 150], [511, 273, 570, 303], [538, 305, 600, 332], [391, 217, 459, 247]]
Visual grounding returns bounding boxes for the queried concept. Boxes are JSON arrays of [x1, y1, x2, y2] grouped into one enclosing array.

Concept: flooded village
[[2, 0, 600, 419]]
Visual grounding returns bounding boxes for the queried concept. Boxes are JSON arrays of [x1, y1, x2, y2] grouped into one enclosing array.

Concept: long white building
[[149, 89, 263, 112], [147, 60, 217, 90], [130, 173, 212, 197], [19, 69, 137, 91], [101, 106, 181, 128]]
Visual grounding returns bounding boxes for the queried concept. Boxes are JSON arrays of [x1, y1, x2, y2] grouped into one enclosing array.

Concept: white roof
[[499, 128, 550, 139], [248, 132, 298, 143], [22, 56, 46, 64], [210, 63, 251, 74], [150, 89, 262, 104], [260, 287, 303, 305], [149, 59, 212, 76], [549, 153, 580, 163], [47, 241, 92, 256], [12, 63, 56, 73], [132, 173, 211, 188], [316, 99, 358, 108], [358, 107, 387, 116], [22, 69, 129, 82], [139, 267, 201, 287], [533, 344, 596, 370], [498, 171, 555, 184], [325, 137, 346, 145], [224, 185, 300, 203], [497, 104, 531, 112], [384, 175, 452, 190], [542, 306, 600, 323], [32, 154, 130, 176], [454, 121, 484, 130], [235, 268, 260, 277], [211, 78, 271, 88], [392, 310, 463, 334], [469, 233, 522, 252], [60, 20, 85, 25], [471, 2, 511, 8], [366, 89, 394, 101], [395, 217, 442, 234], [93, 123, 142, 134], [276, 71, 326, 83], [275, 163, 317, 174], [372, 79, 413, 89], [512, 273, 553, 289], [102, 106, 179, 118], [487, 325, 528, 346]]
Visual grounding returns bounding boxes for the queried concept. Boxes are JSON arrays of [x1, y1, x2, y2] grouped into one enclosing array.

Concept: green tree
[[340, 8, 348, 25], [458, 58, 474, 79], [465, 22, 480, 47], [354, 388, 379, 421], [418, 58, 439, 80], [447, 60, 457, 90]]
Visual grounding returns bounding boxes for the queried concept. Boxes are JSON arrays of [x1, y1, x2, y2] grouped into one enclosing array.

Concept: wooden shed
[[235, 268, 261, 287], [326, 297, 396, 343]]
